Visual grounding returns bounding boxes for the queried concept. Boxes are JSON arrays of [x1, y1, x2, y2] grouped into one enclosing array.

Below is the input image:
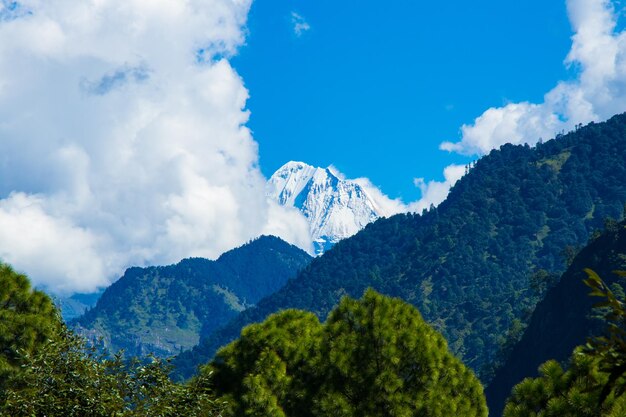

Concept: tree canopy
[[207, 289, 487, 417], [0, 263, 62, 388], [503, 269, 626, 417], [2, 328, 225, 417], [0, 262, 224, 416]]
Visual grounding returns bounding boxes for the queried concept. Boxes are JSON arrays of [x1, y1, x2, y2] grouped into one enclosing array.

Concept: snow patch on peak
[[268, 161, 391, 255]]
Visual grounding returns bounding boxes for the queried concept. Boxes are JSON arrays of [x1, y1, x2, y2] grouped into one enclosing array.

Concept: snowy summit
[[267, 161, 389, 255]]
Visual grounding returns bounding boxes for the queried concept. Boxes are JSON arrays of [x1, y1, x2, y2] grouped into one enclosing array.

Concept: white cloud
[[0, 193, 109, 294], [441, 0, 626, 155], [353, 164, 467, 217], [291, 12, 310, 37], [440, 103, 561, 155], [0, 0, 311, 295], [262, 201, 313, 252], [408, 165, 466, 214], [352, 177, 407, 216]]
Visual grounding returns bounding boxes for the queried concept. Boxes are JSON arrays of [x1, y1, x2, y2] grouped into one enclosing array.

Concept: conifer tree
[[209, 289, 488, 417], [3, 326, 225, 417], [0, 263, 62, 388], [503, 270, 626, 417], [0, 262, 224, 417], [208, 309, 323, 417], [314, 289, 487, 417]]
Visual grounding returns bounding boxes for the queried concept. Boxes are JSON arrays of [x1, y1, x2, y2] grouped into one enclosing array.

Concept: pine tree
[[314, 289, 487, 417], [0, 263, 62, 388], [503, 269, 626, 417], [208, 309, 323, 417], [208, 290, 488, 417], [0, 263, 224, 417]]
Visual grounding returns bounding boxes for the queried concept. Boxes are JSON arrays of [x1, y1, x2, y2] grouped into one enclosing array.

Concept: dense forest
[[0, 263, 490, 416], [5, 258, 626, 416], [73, 236, 311, 357], [501, 266, 626, 416], [174, 114, 626, 380], [487, 219, 626, 415]]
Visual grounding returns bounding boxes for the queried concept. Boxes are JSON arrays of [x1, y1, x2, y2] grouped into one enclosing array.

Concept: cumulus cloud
[[353, 165, 466, 217], [441, 0, 626, 155], [408, 165, 466, 214], [352, 177, 407, 216], [0, 193, 109, 294], [291, 12, 310, 37], [262, 201, 312, 251], [0, 0, 311, 295]]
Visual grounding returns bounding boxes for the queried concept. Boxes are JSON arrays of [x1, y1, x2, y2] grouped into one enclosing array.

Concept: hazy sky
[[0, 0, 625, 294]]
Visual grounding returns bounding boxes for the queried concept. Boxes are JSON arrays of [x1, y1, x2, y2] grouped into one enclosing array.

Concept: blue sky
[[1, 0, 626, 293], [233, 0, 574, 201]]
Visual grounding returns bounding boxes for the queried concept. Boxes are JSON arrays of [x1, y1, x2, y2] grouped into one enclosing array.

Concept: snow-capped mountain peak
[[268, 161, 388, 255]]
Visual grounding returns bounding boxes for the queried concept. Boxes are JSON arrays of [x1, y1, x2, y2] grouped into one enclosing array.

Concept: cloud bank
[[441, 0, 626, 155], [0, 0, 311, 294], [4, 0, 619, 294]]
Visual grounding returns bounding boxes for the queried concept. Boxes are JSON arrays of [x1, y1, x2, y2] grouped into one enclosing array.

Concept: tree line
[[4, 260, 626, 416]]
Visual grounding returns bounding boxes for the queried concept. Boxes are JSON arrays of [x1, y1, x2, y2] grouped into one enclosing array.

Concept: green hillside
[[72, 236, 311, 357], [486, 220, 626, 416], [174, 113, 626, 380]]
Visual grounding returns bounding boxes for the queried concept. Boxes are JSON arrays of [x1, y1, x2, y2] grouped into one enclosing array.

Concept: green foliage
[[502, 269, 626, 417], [0, 263, 224, 417], [74, 235, 311, 357], [315, 290, 487, 417], [529, 269, 560, 297], [0, 263, 62, 388], [3, 328, 126, 416], [503, 350, 620, 417], [209, 309, 322, 417], [208, 290, 487, 417], [582, 269, 626, 403], [179, 114, 626, 381], [487, 220, 626, 416], [2, 327, 225, 416]]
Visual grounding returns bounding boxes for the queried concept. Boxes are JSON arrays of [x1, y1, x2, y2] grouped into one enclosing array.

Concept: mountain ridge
[[174, 113, 626, 380], [72, 235, 312, 357]]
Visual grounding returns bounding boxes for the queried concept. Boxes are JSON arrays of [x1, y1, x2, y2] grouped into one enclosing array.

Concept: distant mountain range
[[59, 161, 374, 323], [173, 114, 626, 380], [53, 292, 103, 322], [268, 161, 392, 255], [71, 236, 311, 357], [66, 161, 390, 356]]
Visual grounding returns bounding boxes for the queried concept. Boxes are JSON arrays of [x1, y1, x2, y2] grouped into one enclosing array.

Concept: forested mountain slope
[[486, 220, 626, 416], [54, 291, 103, 322], [72, 236, 311, 357], [175, 113, 626, 380]]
